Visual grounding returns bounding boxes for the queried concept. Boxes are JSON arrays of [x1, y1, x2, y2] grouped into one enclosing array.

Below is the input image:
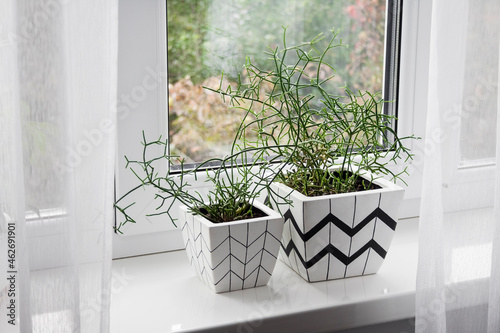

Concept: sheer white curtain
[[416, 0, 500, 332], [0, 0, 117, 332]]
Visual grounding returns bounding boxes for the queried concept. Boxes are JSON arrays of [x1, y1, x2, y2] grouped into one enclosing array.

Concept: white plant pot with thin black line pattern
[[270, 171, 404, 282], [180, 200, 284, 293]]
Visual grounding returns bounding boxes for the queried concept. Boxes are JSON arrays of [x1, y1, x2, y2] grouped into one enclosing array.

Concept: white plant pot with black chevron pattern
[[270, 171, 404, 282], [180, 200, 284, 293]]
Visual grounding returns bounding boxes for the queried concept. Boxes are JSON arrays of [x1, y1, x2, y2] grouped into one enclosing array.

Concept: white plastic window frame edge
[[113, 0, 174, 259], [395, 0, 431, 218]]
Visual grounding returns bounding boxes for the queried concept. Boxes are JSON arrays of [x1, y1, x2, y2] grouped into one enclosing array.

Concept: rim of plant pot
[[179, 199, 283, 226], [272, 168, 404, 202]]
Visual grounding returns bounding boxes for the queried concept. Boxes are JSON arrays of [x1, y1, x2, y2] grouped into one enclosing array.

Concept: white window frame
[[113, 0, 431, 259]]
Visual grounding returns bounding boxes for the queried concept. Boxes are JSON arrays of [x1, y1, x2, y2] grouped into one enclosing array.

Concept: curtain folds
[[416, 0, 500, 332], [0, 1, 118, 332]]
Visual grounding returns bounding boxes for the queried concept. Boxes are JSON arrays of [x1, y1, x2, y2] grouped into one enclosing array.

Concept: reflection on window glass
[[167, 0, 387, 164]]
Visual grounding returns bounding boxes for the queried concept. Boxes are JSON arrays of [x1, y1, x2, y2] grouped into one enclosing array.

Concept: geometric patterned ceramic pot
[[180, 200, 284, 293], [270, 171, 404, 282]]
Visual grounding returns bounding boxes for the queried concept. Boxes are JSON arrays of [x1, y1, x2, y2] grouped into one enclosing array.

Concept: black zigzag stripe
[[283, 207, 396, 242], [282, 239, 387, 269]]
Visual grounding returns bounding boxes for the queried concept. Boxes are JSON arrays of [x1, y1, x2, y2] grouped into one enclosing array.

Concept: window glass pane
[[168, 0, 388, 165]]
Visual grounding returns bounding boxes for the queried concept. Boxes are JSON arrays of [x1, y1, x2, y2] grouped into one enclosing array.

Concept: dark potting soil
[[199, 204, 267, 224], [281, 169, 382, 197]]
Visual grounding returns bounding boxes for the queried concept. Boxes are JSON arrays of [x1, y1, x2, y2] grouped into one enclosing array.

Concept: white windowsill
[[110, 217, 418, 333]]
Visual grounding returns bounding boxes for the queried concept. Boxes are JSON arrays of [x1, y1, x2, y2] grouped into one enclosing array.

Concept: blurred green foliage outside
[[167, 0, 386, 163]]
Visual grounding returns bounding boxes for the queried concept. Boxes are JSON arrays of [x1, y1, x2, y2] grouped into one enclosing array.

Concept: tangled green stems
[[115, 27, 418, 233], [206, 27, 417, 197], [114, 132, 288, 233]]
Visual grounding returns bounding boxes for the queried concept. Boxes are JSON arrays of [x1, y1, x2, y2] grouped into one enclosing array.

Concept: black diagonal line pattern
[[282, 239, 387, 269], [182, 219, 280, 290], [263, 248, 278, 260], [187, 233, 270, 271], [283, 207, 396, 242], [254, 220, 268, 287]]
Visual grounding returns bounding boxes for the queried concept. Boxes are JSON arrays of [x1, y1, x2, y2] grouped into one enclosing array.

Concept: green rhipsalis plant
[[206, 27, 417, 197], [114, 131, 287, 234]]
